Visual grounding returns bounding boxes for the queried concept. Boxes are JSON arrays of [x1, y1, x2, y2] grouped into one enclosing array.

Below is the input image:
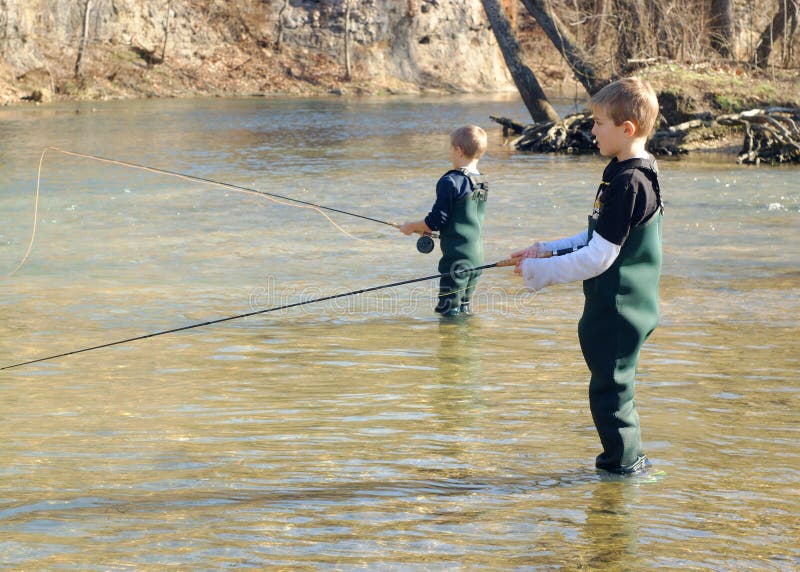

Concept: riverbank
[[2, 0, 797, 125], [3, 1, 797, 162], [5, 45, 797, 121], [0, 0, 513, 107]]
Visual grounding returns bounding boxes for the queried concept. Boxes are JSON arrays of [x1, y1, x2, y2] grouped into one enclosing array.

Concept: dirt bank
[[0, 0, 516, 106], [2, 0, 797, 131]]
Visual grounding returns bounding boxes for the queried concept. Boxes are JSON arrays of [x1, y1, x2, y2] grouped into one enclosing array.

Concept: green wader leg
[[580, 215, 662, 473], [460, 273, 479, 312], [435, 263, 482, 314], [580, 316, 647, 471], [435, 273, 460, 314]]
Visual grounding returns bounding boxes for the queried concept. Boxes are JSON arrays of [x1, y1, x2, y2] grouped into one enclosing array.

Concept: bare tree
[[645, 0, 673, 58], [519, 0, 606, 95], [709, 0, 734, 57], [160, 0, 173, 64], [276, 0, 289, 52], [480, 0, 559, 122], [785, 0, 800, 64], [754, 0, 799, 67], [344, 0, 352, 80], [0, 0, 8, 57], [584, 0, 608, 55], [74, 0, 92, 78], [611, 0, 649, 72]]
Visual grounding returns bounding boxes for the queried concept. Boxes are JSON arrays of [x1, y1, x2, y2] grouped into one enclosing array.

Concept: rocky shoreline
[[3, 1, 798, 162], [4, 2, 795, 112], [1, 0, 516, 107]]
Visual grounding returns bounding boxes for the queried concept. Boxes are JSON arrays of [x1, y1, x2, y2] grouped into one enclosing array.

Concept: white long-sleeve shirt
[[520, 230, 621, 291]]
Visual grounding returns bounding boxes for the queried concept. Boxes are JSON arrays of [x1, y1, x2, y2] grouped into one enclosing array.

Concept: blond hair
[[451, 125, 488, 159], [591, 77, 660, 138]]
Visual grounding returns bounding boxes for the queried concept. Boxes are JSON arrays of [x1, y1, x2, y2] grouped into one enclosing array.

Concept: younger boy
[[400, 125, 489, 316], [510, 77, 663, 475]]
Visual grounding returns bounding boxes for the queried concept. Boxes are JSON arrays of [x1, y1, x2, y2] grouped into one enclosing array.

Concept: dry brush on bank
[[511, 0, 799, 85]]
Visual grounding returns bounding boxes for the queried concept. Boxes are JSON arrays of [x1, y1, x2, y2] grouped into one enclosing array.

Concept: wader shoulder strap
[[443, 168, 489, 202], [608, 160, 663, 221]]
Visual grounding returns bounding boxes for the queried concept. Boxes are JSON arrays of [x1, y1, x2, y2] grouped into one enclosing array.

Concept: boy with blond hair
[[510, 77, 663, 475], [401, 125, 489, 316]]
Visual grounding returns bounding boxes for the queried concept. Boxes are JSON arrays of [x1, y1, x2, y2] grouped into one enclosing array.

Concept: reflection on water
[[582, 483, 639, 570], [0, 95, 798, 569]]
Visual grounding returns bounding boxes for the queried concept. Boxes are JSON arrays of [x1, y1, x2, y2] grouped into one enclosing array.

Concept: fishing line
[[7, 146, 431, 277], [1, 259, 515, 371], [6, 150, 47, 277]]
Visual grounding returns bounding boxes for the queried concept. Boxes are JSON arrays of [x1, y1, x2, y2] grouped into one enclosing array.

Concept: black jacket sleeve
[[424, 174, 458, 231]]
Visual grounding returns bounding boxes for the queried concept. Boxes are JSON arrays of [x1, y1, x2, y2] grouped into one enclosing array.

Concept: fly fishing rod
[[1, 258, 517, 371], [38, 147, 438, 252]]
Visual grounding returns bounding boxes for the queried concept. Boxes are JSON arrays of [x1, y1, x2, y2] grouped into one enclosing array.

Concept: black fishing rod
[[1, 259, 516, 371], [43, 147, 439, 252]]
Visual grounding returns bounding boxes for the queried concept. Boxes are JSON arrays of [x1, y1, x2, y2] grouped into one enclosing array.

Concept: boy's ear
[[622, 120, 639, 137]]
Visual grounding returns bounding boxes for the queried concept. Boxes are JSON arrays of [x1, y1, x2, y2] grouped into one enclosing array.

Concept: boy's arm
[[424, 175, 457, 231], [511, 230, 589, 260], [399, 175, 456, 236], [516, 231, 620, 291], [516, 176, 637, 290], [541, 230, 589, 254]]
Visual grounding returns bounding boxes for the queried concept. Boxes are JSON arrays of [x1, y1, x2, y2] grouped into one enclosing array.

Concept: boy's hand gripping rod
[[1, 259, 518, 371]]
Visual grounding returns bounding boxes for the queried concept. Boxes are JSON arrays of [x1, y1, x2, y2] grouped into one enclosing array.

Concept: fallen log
[[717, 108, 800, 165], [489, 115, 525, 136], [493, 112, 597, 154]]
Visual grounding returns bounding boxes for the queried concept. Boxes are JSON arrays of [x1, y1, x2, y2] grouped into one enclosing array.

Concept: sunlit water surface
[[1, 96, 798, 569]]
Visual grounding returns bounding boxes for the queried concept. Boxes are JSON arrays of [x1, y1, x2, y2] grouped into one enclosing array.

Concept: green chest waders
[[578, 213, 662, 472], [435, 174, 487, 314]]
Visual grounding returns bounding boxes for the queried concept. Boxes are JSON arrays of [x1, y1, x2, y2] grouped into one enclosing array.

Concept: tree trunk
[[585, 0, 607, 56], [612, 0, 647, 73], [786, 0, 800, 65], [645, 0, 673, 58], [160, 0, 172, 63], [1, 0, 8, 57], [74, 0, 92, 78], [709, 0, 734, 57], [344, 0, 352, 80], [754, 0, 799, 67], [480, 0, 559, 123], [519, 0, 606, 95], [276, 0, 289, 52]]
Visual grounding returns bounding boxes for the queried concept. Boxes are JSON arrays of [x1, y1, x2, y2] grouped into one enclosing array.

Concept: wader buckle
[[468, 176, 489, 202]]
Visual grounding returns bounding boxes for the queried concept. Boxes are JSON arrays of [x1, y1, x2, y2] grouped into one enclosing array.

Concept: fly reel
[[416, 234, 435, 254]]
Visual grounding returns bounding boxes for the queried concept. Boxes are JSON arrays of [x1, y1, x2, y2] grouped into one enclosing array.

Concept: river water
[[1, 95, 798, 569]]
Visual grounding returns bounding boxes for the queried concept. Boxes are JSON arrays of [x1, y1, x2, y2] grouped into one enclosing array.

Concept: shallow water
[[1, 95, 798, 569]]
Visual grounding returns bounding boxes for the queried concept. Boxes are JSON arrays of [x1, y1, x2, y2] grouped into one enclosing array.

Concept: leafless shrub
[[518, 0, 798, 78]]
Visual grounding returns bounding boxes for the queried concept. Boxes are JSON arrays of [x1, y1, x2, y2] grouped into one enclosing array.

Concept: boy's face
[[591, 105, 636, 159]]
